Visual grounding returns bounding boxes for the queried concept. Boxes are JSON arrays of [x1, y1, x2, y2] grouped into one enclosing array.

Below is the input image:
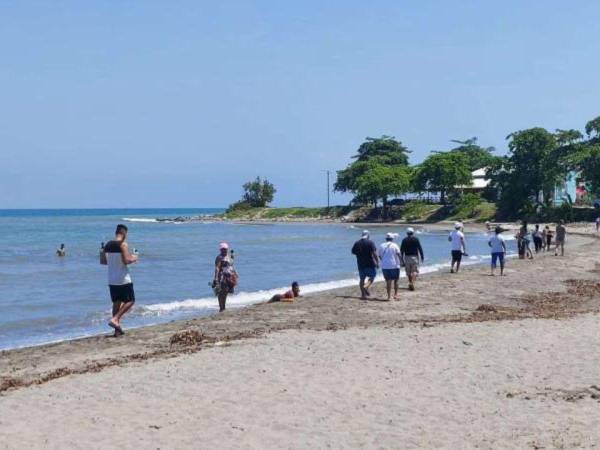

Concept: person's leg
[[359, 274, 367, 299], [268, 294, 282, 303], [113, 301, 134, 324], [385, 279, 392, 300], [499, 253, 505, 276], [491, 253, 497, 276], [393, 278, 399, 299], [554, 242, 559, 256], [561, 241, 565, 256], [111, 301, 121, 321], [456, 254, 461, 273]]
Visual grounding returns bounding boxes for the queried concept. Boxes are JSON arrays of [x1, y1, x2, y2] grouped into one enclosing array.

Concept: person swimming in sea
[[268, 282, 301, 303], [56, 244, 66, 257]]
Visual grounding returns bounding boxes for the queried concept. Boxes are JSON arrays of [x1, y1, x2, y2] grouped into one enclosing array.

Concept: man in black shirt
[[351, 230, 379, 300], [400, 227, 424, 291]]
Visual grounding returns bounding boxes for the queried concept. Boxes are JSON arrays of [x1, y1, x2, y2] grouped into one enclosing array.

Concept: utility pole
[[326, 170, 330, 213]]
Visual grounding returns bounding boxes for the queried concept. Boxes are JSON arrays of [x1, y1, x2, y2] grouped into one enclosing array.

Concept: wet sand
[[2, 232, 600, 448]]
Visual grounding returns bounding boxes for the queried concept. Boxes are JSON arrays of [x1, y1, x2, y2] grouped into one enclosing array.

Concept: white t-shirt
[[489, 234, 505, 253], [449, 230, 464, 251], [378, 242, 401, 270]]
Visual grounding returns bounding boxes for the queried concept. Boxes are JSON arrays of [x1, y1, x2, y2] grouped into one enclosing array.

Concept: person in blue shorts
[[378, 232, 402, 300], [488, 226, 507, 276], [351, 230, 379, 300]]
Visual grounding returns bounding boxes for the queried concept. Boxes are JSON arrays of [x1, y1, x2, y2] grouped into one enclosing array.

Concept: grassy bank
[[220, 201, 497, 223]]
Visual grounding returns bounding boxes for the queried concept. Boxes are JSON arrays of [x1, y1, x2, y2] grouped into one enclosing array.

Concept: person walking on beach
[[517, 221, 533, 259], [351, 230, 379, 300], [533, 224, 543, 253], [101, 224, 138, 336], [448, 223, 466, 273], [488, 226, 507, 276], [555, 220, 567, 256], [378, 232, 402, 300], [544, 225, 553, 251], [595, 216, 599, 233], [400, 227, 424, 291], [213, 242, 237, 312], [56, 243, 66, 257]]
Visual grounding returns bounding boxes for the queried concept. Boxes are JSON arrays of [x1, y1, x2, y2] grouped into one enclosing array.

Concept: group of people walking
[[351, 220, 569, 300], [351, 228, 424, 301]]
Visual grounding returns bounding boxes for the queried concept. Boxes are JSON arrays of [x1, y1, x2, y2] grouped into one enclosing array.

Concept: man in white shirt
[[488, 226, 507, 276], [378, 232, 402, 301], [448, 222, 466, 273]]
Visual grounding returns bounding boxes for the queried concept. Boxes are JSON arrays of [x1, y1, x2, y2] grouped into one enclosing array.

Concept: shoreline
[[2, 232, 598, 391]]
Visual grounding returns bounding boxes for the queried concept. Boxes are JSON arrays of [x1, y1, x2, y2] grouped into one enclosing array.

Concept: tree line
[[334, 115, 600, 219]]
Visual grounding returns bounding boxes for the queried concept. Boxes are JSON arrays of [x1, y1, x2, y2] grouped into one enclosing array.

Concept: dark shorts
[[358, 266, 376, 281], [109, 283, 135, 303], [382, 268, 400, 281], [491, 252, 505, 268], [451, 250, 463, 263]]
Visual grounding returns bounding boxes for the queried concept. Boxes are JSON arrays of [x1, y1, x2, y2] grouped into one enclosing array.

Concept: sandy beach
[[2, 231, 600, 448]]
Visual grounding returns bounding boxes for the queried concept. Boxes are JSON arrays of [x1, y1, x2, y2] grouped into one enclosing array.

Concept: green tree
[[334, 136, 412, 208], [241, 176, 276, 207], [449, 137, 497, 171], [353, 163, 412, 208], [585, 116, 600, 138], [413, 152, 472, 204], [489, 128, 560, 218], [352, 136, 410, 165]]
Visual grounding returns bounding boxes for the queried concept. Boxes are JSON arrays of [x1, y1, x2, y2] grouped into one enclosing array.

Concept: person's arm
[[461, 234, 467, 253], [120, 242, 138, 265], [213, 257, 221, 284], [369, 241, 378, 266], [351, 243, 358, 255], [502, 240, 507, 253]]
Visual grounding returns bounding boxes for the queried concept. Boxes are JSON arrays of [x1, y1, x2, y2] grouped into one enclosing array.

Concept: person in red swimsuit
[[268, 282, 300, 303]]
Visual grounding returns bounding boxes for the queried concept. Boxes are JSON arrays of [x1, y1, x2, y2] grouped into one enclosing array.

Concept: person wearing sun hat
[[351, 230, 379, 300], [448, 222, 466, 273], [213, 242, 237, 311], [378, 232, 402, 300], [400, 227, 424, 291]]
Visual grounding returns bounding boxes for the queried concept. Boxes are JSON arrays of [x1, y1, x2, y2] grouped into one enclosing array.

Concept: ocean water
[[0, 209, 517, 350]]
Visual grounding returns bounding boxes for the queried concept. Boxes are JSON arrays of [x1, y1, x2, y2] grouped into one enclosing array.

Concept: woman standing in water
[[213, 242, 237, 312]]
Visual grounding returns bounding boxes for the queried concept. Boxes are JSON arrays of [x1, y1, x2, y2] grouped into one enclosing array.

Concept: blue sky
[[1, 1, 599, 208]]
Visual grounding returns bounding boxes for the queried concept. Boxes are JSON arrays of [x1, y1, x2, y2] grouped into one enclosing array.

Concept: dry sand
[[2, 232, 600, 448]]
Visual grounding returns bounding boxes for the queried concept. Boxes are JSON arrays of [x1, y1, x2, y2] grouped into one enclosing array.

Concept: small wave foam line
[[141, 255, 493, 315], [122, 217, 158, 223]]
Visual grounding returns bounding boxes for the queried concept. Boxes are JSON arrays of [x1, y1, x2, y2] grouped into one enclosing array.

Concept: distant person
[[488, 226, 507, 276], [351, 230, 379, 300], [400, 227, 424, 291], [56, 244, 66, 257], [485, 221, 492, 232], [268, 282, 301, 303], [555, 220, 567, 256], [517, 221, 533, 259], [101, 224, 138, 336], [544, 225, 553, 251], [213, 242, 237, 312], [448, 223, 466, 273], [596, 217, 599, 233], [533, 224, 543, 253], [378, 232, 402, 300]]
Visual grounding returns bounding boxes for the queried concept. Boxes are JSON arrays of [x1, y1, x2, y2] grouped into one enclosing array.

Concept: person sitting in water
[[56, 244, 66, 257], [269, 282, 301, 303]]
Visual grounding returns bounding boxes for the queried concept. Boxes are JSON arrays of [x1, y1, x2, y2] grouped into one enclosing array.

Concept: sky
[[1, 1, 599, 208]]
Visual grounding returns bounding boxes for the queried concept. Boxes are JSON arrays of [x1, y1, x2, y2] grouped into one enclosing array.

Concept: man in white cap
[[213, 242, 236, 311], [400, 227, 424, 291], [378, 232, 402, 300], [351, 230, 379, 300], [448, 222, 466, 273]]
